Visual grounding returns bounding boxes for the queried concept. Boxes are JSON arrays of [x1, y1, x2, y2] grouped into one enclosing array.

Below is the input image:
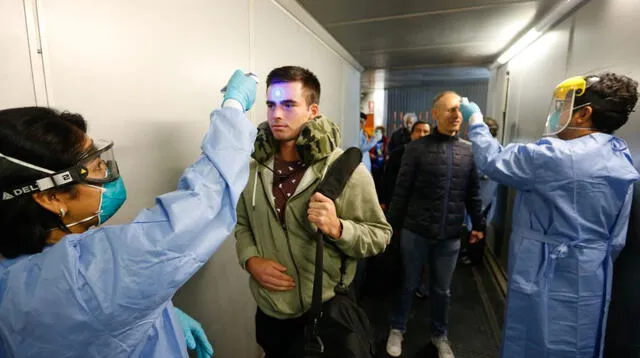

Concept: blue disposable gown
[[0, 107, 256, 357], [465, 171, 499, 229], [468, 123, 640, 358]]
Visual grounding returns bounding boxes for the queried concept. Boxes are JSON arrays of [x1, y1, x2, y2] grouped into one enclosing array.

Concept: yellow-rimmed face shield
[[543, 76, 589, 136]]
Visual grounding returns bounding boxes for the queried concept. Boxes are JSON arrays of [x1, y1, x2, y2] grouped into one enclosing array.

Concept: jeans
[[390, 228, 461, 337]]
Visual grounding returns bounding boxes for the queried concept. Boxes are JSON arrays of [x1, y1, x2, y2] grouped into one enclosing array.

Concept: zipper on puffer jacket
[[440, 142, 453, 238]]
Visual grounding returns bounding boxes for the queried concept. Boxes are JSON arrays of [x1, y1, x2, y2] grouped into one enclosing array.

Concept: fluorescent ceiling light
[[494, 0, 588, 66], [496, 28, 541, 64]]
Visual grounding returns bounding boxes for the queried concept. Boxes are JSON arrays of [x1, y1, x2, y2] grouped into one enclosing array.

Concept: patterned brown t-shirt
[[272, 157, 307, 224]]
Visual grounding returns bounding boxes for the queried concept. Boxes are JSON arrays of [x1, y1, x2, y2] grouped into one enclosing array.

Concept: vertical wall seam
[[32, 0, 49, 106], [565, 15, 576, 77], [22, 0, 39, 105]]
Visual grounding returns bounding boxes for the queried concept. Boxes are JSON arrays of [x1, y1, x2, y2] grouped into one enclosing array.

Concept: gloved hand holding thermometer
[[460, 97, 484, 125]]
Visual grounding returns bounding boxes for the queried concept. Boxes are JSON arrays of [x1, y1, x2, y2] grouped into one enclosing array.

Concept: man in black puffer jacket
[[385, 91, 486, 358]]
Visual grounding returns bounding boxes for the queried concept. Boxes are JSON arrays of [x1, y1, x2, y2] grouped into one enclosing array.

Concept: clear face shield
[[543, 76, 587, 136], [1, 139, 120, 201]]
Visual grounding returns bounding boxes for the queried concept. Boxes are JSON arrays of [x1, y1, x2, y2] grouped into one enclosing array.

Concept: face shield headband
[[543, 76, 609, 136], [1, 139, 120, 201]]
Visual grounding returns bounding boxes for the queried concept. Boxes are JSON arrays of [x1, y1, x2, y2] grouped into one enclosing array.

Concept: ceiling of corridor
[[297, 0, 559, 70]]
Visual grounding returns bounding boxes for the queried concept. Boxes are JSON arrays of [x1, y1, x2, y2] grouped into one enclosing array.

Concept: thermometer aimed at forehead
[[220, 72, 259, 93]]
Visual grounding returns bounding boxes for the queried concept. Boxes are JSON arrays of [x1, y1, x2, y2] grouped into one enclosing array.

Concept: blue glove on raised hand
[[460, 101, 482, 122], [223, 69, 257, 112], [174, 307, 214, 358]]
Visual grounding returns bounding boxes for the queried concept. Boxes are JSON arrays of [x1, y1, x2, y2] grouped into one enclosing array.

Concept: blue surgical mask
[[97, 177, 127, 224], [548, 111, 561, 129], [65, 177, 127, 228]]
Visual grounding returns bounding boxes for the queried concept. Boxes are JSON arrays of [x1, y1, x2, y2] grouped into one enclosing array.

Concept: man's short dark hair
[[267, 66, 321, 106], [575, 72, 638, 134], [411, 120, 429, 133]]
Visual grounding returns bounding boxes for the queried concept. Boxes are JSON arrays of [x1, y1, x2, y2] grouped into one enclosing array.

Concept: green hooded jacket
[[234, 115, 392, 319]]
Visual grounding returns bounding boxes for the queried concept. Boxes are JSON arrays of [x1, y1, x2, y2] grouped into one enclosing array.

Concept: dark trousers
[[390, 229, 461, 337], [256, 308, 307, 358]]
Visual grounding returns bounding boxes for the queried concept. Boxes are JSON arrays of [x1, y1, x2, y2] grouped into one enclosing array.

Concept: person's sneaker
[[431, 336, 455, 358], [386, 329, 403, 357]]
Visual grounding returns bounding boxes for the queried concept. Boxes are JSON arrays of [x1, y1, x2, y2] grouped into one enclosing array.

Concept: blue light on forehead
[[273, 88, 284, 100]]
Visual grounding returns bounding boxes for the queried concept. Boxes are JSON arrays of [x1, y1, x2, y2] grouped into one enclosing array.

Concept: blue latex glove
[[174, 307, 214, 358], [223, 69, 257, 112], [460, 101, 482, 122]]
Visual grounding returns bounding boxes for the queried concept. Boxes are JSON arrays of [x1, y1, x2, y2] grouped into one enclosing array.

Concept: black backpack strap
[[305, 230, 327, 357], [305, 147, 362, 356]]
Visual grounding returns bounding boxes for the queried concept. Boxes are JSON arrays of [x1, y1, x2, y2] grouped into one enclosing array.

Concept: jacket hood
[[252, 115, 341, 165]]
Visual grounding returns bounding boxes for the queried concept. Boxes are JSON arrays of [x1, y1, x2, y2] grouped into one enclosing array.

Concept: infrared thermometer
[[221, 72, 259, 93]]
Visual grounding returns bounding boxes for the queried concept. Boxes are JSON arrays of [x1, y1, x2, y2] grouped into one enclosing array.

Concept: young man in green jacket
[[234, 66, 392, 357]]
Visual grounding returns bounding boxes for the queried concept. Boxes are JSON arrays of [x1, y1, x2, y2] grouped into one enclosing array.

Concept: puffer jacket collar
[[431, 127, 459, 142], [251, 115, 341, 166]]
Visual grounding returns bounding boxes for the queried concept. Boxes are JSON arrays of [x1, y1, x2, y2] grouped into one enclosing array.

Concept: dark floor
[[359, 261, 502, 358]]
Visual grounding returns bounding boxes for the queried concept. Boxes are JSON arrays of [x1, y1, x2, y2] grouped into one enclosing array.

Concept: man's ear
[[309, 103, 319, 117], [32, 191, 66, 216]]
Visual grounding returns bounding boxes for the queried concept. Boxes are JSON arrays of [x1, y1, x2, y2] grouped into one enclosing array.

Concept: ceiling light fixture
[[494, 0, 589, 66]]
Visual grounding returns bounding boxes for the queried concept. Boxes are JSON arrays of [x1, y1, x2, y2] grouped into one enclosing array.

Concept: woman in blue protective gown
[[0, 70, 257, 357], [461, 73, 640, 358]]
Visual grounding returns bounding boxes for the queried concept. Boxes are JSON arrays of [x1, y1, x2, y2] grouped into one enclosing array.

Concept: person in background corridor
[[388, 112, 417, 153], [380, 120, 430, 211], [359, 112, 378, 172], [370, 125, 389, 199], [380, 120, 431, 299]]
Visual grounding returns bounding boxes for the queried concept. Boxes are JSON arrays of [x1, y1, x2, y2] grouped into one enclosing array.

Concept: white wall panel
[[37, 0, 251, 222], [0, 0, 36, 107], [503, 20, 571, 142], [341, 63, 362, 148], [568, 0, 640, 163]]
